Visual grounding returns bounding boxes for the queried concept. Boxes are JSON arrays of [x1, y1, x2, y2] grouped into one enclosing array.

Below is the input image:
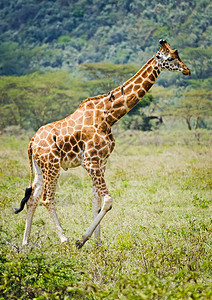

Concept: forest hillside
[[0, 0, 211, 131]]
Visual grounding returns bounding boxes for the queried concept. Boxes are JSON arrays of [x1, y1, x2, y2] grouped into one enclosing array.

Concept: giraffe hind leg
[[22, 158, 43, 246], [41, 168, 69, 244]]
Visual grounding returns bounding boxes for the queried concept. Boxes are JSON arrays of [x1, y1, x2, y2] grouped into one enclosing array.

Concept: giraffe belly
[[61, 155, 82, 170]]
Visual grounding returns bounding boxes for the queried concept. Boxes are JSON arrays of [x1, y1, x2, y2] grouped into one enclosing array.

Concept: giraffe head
[[155, 40, 191, 76]]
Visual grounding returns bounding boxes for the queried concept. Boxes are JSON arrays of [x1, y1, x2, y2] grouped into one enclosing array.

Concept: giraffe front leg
[[76, 159, 113, 249], [76, 163, 112, 249], [76, 194, 112, 249], [92, 184, 102, 247]]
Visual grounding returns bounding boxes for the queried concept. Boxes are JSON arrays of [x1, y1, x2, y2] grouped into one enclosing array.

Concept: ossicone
[[159, 39, 172, 52], [159, 39, 167, 45]]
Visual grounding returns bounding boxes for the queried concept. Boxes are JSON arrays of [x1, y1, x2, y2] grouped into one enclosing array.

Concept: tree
[[164, 89, 212, 130], [182, 47, 212, 79], [0, 43, 33, 76], [78, 62, 138, 94], [0, 72, 87, 131], [119, 93, 156, 131]]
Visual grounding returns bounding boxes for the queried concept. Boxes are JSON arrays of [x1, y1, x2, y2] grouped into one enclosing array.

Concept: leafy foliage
[[0, 131, 211, 299], [0, 72, 88, 130], [182, 47, 212, 79], [0, 64, 158, 131], [79, 62, 138, 93], [0, 0, 211, 75], [0, 0, 211, 131], [163, 88, 212, 130]]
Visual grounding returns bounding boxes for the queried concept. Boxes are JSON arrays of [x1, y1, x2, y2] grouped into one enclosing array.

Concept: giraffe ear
[[159, 39, 172, 53]]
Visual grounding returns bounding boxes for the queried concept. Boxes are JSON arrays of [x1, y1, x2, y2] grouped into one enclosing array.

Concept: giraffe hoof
[[75, 240, 84, 249], [61, 236, 69, 243], [95, 241, 102, 248], [75, 237, 89, 249]]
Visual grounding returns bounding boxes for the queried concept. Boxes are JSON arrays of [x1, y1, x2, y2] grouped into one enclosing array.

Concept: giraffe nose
[[182, 68, 191, 76]]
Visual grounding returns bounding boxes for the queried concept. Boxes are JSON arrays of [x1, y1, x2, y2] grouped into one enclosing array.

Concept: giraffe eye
[[167, 57, 174, 61]]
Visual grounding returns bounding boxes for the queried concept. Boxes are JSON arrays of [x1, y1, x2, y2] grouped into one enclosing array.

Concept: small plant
[[192, 194, 210, 208], [0, 131, 211, 299], [57, 35, 71, 44]]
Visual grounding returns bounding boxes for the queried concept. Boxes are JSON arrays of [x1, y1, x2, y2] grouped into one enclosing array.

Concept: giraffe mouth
[[182, 68, 191, 76]]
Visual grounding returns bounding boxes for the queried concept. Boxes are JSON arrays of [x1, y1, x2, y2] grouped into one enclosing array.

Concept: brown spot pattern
[[22, 50, 180, 246]]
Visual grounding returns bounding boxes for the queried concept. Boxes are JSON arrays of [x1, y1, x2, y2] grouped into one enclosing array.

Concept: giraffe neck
[[104, 56, 161, 127]]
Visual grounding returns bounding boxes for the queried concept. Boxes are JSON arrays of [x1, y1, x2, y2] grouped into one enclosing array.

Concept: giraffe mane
[[79, 57, 156, 108], [79, 93, 108, 108], [121, 57, 155, 87]]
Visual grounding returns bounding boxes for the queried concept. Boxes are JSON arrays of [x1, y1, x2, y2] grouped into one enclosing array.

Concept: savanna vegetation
[[0, 0, 212, 299], [0, 130, 211, 299]]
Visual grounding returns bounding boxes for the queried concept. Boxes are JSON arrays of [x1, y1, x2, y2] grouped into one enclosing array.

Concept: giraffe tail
[[14, 142, 33, 214], [14, 187, 32, 214]]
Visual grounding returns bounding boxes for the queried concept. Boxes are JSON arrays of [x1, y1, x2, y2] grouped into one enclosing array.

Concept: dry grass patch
[[0, 130, 211, 299]]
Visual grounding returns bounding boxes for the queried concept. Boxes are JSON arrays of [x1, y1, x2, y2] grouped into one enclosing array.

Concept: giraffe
[[15, 40, 190, 248]]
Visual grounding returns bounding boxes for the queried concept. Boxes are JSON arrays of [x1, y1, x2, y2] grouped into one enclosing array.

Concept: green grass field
[[0, 130, 211, 299]]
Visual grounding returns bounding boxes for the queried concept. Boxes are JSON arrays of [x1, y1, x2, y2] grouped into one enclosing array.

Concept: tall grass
[[0, 130, 211, 299]]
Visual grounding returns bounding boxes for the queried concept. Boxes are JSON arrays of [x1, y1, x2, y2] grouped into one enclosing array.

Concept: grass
[[0, 129, 211, 299]]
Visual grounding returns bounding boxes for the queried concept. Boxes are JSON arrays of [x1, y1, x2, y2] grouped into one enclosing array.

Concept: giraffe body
[[16, 40, 190, 248]]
